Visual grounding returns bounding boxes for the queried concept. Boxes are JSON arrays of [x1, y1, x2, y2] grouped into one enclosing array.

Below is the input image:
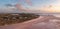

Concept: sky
[[0, 0, 55, 7], [0, 0, 60, 13]]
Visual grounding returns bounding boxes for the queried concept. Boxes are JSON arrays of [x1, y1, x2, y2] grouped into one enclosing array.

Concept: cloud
[[0, 4, 41, 13], [5, 4, 13, 7], [25, 0, 32, 6], [39, 5, 60, 13], [0, 7, 16, 13], [15, 3, 29, 12]]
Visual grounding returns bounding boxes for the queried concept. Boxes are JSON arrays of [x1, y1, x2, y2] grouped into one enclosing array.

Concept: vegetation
[[0, 13, 40, 26]]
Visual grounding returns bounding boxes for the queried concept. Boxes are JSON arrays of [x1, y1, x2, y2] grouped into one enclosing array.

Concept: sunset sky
[[0, 0, 60, 13]]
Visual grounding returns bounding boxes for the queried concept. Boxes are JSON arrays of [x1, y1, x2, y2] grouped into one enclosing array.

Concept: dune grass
[[0, 13, 40, 26]]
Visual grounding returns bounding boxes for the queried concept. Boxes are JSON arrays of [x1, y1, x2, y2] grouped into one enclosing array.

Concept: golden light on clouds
[[40, 5, 60, 13]]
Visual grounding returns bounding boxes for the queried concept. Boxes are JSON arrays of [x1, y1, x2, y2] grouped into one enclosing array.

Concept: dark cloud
[[5, 4, 13, 7]]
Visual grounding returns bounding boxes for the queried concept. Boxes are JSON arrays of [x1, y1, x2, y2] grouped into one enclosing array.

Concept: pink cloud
[[25, 0, 32, 6], [15, 3, 31, 12], [15, 0, 33, 12], [16, 4, 23, 10]]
